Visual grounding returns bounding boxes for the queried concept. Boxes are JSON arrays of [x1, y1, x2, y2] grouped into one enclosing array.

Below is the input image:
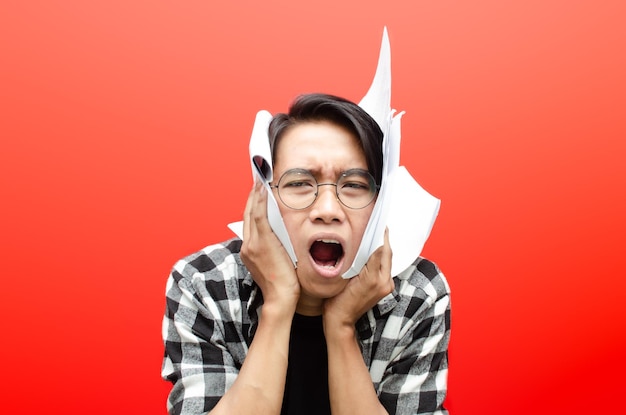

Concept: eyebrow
[[284, 167, 371, 179]]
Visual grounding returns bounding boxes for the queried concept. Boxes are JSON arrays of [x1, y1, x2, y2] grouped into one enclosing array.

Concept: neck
[[295, 293, 323, 316]]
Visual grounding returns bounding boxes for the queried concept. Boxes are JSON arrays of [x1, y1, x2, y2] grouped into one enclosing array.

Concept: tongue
[[310, 241, 342, 266]]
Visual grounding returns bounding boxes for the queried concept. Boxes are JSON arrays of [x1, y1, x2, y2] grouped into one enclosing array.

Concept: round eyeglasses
[[270, 168, 379, 210]]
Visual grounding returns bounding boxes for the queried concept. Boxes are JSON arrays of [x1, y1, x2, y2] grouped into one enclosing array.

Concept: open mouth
[[310, 239, 344, 268]]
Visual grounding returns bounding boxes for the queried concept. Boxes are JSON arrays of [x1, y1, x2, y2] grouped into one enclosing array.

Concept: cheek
[[350, 209, 374, 240], [279, 210, 306, 245]]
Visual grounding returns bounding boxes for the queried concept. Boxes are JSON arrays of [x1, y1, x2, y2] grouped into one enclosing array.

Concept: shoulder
[[167, 238, 250, 299], [396, 257, 450, 299], [171, 238, 243, 279], [386, 257, 450, 321]]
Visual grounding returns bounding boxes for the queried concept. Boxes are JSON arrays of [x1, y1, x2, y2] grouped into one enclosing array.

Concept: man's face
[[272, 121, 376, 313]]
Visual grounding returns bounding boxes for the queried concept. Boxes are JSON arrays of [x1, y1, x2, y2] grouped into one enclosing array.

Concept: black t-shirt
[[281, 313, 331, 415]]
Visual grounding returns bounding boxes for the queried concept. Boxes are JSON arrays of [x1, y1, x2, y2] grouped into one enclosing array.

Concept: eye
[[340, 180, 370, 191], [339, 170, 373, 193], [283, 179, 315, 188], [279, 169, 317, 193]]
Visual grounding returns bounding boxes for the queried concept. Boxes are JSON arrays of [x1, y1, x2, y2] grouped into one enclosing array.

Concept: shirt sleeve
[[161, 259, 241, 415], [372, 260, 451, 415]]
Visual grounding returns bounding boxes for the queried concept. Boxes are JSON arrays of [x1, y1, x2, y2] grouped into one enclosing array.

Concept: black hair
[[268, 93, 384, 185]]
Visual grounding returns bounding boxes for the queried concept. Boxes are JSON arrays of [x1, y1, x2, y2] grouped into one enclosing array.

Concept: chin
[[298, 268, 349, 299]]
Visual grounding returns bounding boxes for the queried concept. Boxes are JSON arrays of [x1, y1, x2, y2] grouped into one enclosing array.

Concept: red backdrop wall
[[1, 1, 625, 413]]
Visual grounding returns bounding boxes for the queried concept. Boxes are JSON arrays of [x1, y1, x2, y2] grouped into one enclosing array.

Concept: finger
[[363, 229, 392, 289], [243, 179, 262, 241], [365, 238, 386, 273], [380, 227, 392, 275], [250, 182, 273, 235]]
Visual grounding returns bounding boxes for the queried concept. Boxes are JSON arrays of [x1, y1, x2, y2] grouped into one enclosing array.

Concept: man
[[162, 31, 450, 415]]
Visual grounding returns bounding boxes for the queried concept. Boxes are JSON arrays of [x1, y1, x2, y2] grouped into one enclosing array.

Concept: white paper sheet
[[227, 27, 440, 278], [227, 110, 298, 267]]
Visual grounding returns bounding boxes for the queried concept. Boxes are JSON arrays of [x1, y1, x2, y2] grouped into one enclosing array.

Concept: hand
[[240, 180, 300, 315], [323, 228, 394, 329]]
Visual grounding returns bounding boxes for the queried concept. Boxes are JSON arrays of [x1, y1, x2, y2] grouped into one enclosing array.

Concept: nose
[[310, 184, 345, 223]]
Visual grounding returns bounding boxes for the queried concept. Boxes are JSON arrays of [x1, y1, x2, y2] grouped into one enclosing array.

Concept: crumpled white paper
[[228, 27, 440, 278]]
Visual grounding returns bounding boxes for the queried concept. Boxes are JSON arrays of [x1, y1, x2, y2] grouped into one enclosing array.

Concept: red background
[[1, 1, 625, 413]]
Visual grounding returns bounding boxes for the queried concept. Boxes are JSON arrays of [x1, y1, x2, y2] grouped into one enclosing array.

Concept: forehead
[[273, 121, 367, 175]]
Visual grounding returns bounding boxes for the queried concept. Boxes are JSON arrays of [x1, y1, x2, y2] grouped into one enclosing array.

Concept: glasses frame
[[270, 168, 379, 210]]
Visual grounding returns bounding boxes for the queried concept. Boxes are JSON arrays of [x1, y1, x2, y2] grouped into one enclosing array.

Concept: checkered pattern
[[162, 238, 451, 415]]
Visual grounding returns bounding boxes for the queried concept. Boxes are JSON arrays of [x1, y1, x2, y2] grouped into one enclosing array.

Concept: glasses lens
[[337, 170, 377, 209], [277, 169, 317, 209], [276, 168, 378, 209]]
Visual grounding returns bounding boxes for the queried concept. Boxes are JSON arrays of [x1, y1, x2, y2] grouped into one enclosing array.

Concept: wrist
[[322, 316, 356, 341], [259, 300, 297, 326]]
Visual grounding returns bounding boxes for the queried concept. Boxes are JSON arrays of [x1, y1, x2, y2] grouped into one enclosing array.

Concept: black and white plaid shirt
[[162, 238, 451, 415]]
